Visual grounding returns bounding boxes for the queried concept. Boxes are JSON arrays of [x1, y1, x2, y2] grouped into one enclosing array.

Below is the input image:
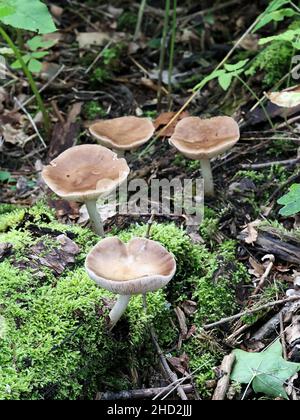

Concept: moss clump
[[246, 41, 293, 87], [83, 101, 107, 120], [0, 203, 251, 399]]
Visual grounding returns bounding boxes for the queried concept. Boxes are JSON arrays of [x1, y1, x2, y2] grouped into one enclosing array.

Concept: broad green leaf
[[218, 73, 233, 91], [0, 47, 14, 55], [28, 57, 42, 73], [31, 51, 48, 59], [27, 35, 57, 51], [0, 0, 15, 18], [224, 59, 249, 72], [254, 8, 297, 31], [0, 171, 11, 182], [1, 0, 56, 34], [231, 340, 300, 399], [278, 184, 300, 216]]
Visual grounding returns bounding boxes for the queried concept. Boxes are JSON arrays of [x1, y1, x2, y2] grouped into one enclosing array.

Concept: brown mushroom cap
[[266, 85, 300, 108], [169, 116, 240, 160], [85, 237, 176, 295], [89, 116, 155, 151], [42, 145, 130, 202]]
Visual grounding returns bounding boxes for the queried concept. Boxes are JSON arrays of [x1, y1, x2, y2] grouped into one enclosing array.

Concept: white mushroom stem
[[85, 199, 105, 237], [200, 159, 215, 197], [109, 295, 131, 328]]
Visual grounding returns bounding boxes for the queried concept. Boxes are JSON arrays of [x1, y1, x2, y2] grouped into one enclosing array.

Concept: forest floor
[[0, 0, 300, 401]]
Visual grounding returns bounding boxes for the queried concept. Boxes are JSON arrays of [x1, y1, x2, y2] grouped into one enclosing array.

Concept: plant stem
[[134, 0, 147, 41], [109, 295, 131, 328], [168, 0, 177, 110], [236, 75, 274, 130], [157, 0, 170, 110], [0, 26, 51, 135], [86, 199, 105, 237], [200, 159, 215, 197]]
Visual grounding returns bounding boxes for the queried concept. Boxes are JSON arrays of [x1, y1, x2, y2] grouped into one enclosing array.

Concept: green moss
[[199, 207, 220, 244], [0, 203, 251, 399], [0, 208, 25, 232], [83, 101, 107, 120], [246, 41, 293, 87]]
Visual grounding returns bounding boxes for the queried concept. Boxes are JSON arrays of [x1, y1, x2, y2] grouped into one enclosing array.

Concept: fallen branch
[[96, 384, 194, 400], [203, 296, 300, 330], [212, 353, 236, 401]]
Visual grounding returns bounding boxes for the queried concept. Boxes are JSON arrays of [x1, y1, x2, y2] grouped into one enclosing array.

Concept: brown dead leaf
[[48, 199, 80, 221], [18, 234, 80, 275], [249, 257, 265, 278], [266, 85, 300, 108], [241, 221, 260, 245], [167, 353, 189, 375], [76, 32, 110, 49], [49, 103, 82, 159], [181, 300, 197, 316], [1, 124, 27, 146], [154, 111, 190, 137]]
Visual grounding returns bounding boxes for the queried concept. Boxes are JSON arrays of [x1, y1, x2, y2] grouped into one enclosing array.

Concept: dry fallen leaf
[[241, 221, 260, 245], [154, 111, 189, 137], [1, 124, 27, 146], [76, 32, 110, 49]]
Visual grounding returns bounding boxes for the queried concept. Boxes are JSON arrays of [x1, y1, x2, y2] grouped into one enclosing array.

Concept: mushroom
[[42, 145, 130, 237], [85, 237, 176, 328], [89, 116, 155, 157], [266, 85, 300, 109], [169, 116, 240, 197]]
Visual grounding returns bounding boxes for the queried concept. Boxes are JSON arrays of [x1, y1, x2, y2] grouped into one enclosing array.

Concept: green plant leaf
[[0, 0, 15, 18], [255, 8, 297, 31], [278, 184, 300, 216], [218, 73, 233, 91], [11, 54, 31, 69], [224, 59, 249, 72], [0, 171, 12, 182], [28, 57, 42, 73], [193, 69, 226, 91], [259, 29, 300, 45], [231, 340, 300, 399], [265, 0, 291, 13], [27, 35, 56, 51], [1, 0, 56, 34]]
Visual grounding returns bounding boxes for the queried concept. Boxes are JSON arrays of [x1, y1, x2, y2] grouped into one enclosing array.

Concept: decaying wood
[[96, 384, 194, 400], [286, 315, 300, 362], [239, 226, 300, 264], [212, 353, 236, 401], [250, 299, 300, 343]]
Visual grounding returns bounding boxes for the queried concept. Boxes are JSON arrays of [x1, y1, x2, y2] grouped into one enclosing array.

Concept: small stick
[[252, 255, 275, 297], [212, 353, 236, 401], [146, 210, 156, 239], [203, 296, 300, 330], [97, 384, 193, 400], [241, 157, 300, 169], [280, 313, 288, 360], [14, 97, 47, 149], [134, 0, 147, 41]]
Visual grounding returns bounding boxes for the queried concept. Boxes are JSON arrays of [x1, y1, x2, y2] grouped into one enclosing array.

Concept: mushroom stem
[[86, 199, 105, 237], [200, 159, 215, 197], [109, 295, 131, 328]]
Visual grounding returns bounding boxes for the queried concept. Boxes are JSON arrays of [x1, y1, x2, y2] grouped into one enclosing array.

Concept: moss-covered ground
[[0, 202, 251, 399]]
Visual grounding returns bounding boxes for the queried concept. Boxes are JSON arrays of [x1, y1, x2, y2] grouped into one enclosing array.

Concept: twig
[[17, 65, 65, 110], [203, 296, 300, 330], [252, 255, 275, 297], [241, 157, 300, 169], [96, 384, 193, 400], [212, 353, 236, 400], [149, 325, 188, 400], [145, 210, 156, 239], [85, 41, 113, 75], [14, 97, 47, 149], [134, 0, 147, 41], [280, 313, 288, 360]]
